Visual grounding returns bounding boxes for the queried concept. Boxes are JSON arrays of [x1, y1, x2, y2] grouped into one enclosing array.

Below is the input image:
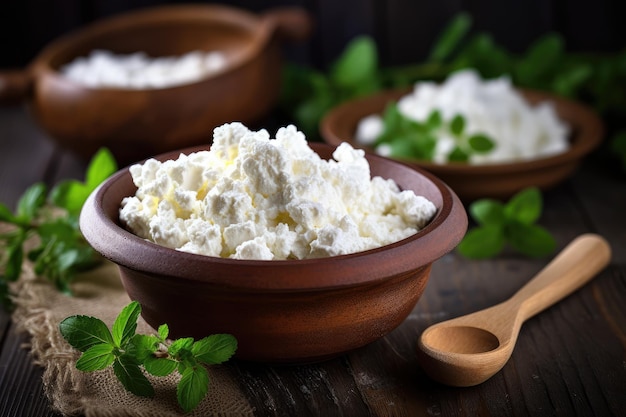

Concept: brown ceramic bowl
[[79, 142, 467, 363], [320, 87, 604, 202], [0, 4, 311, 165]]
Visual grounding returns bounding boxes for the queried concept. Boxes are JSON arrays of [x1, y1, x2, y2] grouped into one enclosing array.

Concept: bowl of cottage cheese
[[0, 4, 311, 165], [320, 70, 604, 201], [79, 122, 467, 363]]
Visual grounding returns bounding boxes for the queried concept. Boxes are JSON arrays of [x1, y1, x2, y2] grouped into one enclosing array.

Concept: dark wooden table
[[1, 104, 625, 416]]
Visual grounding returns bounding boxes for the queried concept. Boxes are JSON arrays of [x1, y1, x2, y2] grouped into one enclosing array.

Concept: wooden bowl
[[0, 4, 311, 165], [79, 142, 467, 363], [320, 88, 604, 202]]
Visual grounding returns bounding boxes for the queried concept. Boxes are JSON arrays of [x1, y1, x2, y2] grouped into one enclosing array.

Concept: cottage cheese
[[60, 49, 227, 89], [356, 69, 570, 164], [119, 122, 437, 260]]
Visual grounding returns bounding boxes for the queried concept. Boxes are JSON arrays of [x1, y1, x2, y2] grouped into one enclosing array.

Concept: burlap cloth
[[11, 258, 256, 417]]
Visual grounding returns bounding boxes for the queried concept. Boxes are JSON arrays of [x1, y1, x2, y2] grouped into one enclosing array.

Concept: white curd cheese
[[60, 49, 227, 89], [119, 122, 437, 260], [355, 69, 570, 164]]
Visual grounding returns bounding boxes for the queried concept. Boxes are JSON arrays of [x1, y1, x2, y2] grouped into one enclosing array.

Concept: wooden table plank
[[0, 329, 59, 417]]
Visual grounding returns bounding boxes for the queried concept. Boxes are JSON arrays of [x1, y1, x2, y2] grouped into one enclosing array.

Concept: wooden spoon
[[416, 233, 611, 387]]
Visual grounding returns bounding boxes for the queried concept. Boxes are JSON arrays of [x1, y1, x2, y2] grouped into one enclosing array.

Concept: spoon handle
[[511, 233, 611, 321]]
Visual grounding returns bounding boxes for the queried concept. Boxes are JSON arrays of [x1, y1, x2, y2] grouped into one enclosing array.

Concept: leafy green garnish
[[0, 148, 117, 308], [457, 187, 556, 259], [59, 301, 238, 413], [375, 104, 495, 162], [50, 148, 118, 215], [281, 36, 381, 138]]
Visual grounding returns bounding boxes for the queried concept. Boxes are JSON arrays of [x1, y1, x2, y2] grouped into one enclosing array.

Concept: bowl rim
[[80, 142, 467, 292], [320, 86, 605, 175]]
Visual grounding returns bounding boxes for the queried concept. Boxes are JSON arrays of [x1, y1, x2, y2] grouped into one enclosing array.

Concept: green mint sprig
[[375, 103, 495, 162], [457, 187, 557, 259], [0, 148, 117, 308], [281, 36, 381, 138], [59, 301, 238, 413]]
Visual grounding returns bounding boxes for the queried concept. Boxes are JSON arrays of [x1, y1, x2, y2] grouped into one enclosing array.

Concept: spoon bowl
[[417, 234, 611, 387]]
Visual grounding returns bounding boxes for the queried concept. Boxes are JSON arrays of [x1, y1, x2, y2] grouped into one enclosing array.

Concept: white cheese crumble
[[60, 49, 227, 89], [356, 69, 570, 164], [119, 122, 437, 260]]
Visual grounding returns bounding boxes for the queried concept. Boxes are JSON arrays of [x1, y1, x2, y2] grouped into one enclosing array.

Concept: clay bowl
[[320, 87, 604, 202], [79, 142, 467, 363], [0, 4, 311, 165]]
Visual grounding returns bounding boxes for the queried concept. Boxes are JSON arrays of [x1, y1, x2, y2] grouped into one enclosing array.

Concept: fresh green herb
[[0, 148, 117, 308], [59, 301, 238, 413], [281, 36, 381, 138], [427, 12, 472, 64], [375, 104, 495, 162], [457, 187, 556, 259]]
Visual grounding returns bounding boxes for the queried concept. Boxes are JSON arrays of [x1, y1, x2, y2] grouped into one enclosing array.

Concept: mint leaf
[[36, 218, 79, 241], [29, 217, 98, 294], [387, 136, 420, 158], [51, 148, 118, 215], [428, 12, 472, 63], [4, 238, 25, 281], [191, 334, 238, 365], [470, 199, 505, 226], [59, 315, 114, 351], [144, 356, 178, 377], [450, 114, 465, 136], [49, 181, 90, 215], [459, 187, 556, 259], [128, 334, 160, 362], [515, 34, 564, 86], [447, 146, 469, 162], [177, 365, 210, 413], [552, 63, 592, 97], [457, 224, 505, 259], [56, 249, 82, 272], [468, 134, 495, 153], [168, 337, 195, 357], [76, 343, 115, 371], [0, 203, 16, 223], [16, 183, 46, 222], [157, 324, 169, 341], [112, 301, 141, 347], [85, 148, 117, 189], [426, 110, 443, 130], [330, 36, 378, 89], [293, 86, 334, 137], [113, 354, 155, 398], [506, 222, 557, 258], [504, 187, 542, 224]]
